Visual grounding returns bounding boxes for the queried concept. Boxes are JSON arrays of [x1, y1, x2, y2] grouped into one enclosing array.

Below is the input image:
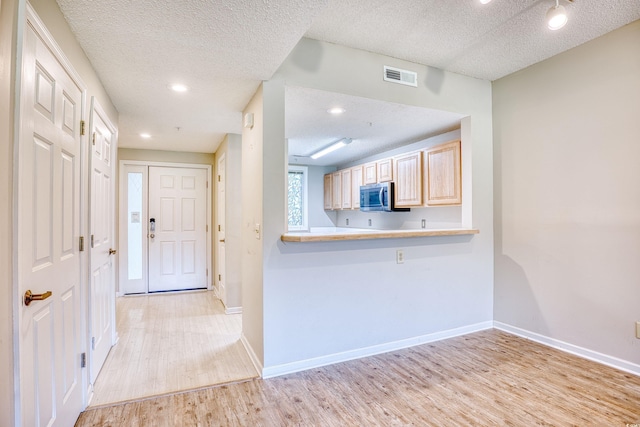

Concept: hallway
[[89, 291, 258, 407]]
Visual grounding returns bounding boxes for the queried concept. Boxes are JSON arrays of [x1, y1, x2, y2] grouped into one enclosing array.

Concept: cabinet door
[[424, 140, 461, 205], [377, 158, 393, 182], [363, 162, 377, 184], [323, 173, 332, 210], [394, 151, 423, 207], [351, 166, 363, 209], [332, 171, 342, 209], [341, 169, 352, 209]]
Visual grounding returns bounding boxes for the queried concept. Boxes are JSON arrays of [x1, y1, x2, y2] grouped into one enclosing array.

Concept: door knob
[[24, 290, 52, 306], [109, 248, 117, 255]]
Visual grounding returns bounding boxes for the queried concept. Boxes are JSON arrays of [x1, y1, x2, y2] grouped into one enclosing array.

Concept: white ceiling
[[56, 0, 640, 155]]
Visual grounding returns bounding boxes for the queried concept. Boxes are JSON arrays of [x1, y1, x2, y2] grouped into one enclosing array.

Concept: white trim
[[240, 334, 264, 377], [262, 321, 493, 378], [224, 307, 242, 315], [494, 321, 640, 377]]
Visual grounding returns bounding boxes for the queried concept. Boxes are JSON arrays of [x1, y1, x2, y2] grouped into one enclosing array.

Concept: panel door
[[351, 166, 363, 209], [394, 151, 423, 207], [341, 169, 352, 209], [89, 99, 116, 385], [18, 12, 85, 427], [217, 155, 227, 305], [148, 167, 208, 292], [323, 174, 332, 210], [377, 158, 393, 182], [331, 171, 342, 209], [425, 140, 462, 205], [363, 162, 377, 184]]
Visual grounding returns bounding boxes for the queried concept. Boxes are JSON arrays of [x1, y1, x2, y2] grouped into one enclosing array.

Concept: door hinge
[[218, 224, 221, 232], [218, 274, 221, 281], [218, 175, 221, 182], [80, 352, 86, 368], [92, 132, 96, 145], [79, 236, 84, 252], [90, 234, 94, 248], [206, 268, 208, 276], [91, 337, 96, 350], [206, 225, 208, 232], [80, 120, 86, 136], [206, 181, 209, 188]]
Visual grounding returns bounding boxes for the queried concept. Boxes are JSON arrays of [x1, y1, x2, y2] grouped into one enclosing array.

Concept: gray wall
[[493, 20, 640, 367], [249, 38, 494, 373]]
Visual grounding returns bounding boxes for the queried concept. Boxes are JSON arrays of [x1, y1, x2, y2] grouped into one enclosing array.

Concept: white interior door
[[148, 167, 208, 292], [17, 8, 85, 426], [217, 155, 227, 304], [89, 99, 116, 385]]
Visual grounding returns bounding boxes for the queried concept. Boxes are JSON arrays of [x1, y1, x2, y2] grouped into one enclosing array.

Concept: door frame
[[118, 160, 212, 295]]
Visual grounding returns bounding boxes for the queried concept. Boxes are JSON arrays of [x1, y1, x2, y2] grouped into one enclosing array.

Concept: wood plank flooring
[[78, 329, 640, 426], [88, 291, 258, 407]]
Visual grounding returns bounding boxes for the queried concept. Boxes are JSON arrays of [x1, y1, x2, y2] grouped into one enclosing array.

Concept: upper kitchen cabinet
[[363, 162, 377, 184], [341, 169, 352, 209], [394, 151, 423, 207], [377, 158, 393, 182], [351, 165, 363, 209], [424, 140, 461, 206], [323, 173, 332, 210], [332, 171, 342, 209]]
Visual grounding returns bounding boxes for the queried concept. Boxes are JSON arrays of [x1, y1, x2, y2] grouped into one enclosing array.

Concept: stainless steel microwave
[[360, 182, 410, 212]]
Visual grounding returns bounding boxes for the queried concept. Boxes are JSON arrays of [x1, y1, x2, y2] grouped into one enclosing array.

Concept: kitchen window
[[288, 165, 308, 231]]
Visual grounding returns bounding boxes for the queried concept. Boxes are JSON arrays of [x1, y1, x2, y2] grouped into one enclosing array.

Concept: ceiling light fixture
[[310, 138, 352, 160], [479, 0, 492, 4], [546, 0, 568, 30], [327, 107, 346, 115], [140, 133, 151, 139], [169, 83, 189, 92]]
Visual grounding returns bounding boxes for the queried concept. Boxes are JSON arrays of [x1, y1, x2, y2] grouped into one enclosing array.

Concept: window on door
[[288, 165, 308, 231]]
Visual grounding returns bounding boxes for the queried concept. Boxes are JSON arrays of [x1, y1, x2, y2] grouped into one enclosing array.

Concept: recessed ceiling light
[[479, 0, 492, 4], [169, 83, 189, 92], [140, 133, 151, 139], [327, 107, 346, 115]]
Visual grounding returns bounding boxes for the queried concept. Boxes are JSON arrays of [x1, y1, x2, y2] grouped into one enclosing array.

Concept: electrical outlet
[[396, 249, 404, 264], [636, 321, 640, 339], [368, 219, 372, 226], [421, 219, 426, 229], [346, 218, 349, 226]]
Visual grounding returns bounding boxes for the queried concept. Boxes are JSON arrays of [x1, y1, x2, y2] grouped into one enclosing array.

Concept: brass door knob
[[24, 290, 52, 306], [109, 248, 117, 255]]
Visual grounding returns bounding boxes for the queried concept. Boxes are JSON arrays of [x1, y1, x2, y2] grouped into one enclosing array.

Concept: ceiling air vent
[[383, 66, 417, 87]]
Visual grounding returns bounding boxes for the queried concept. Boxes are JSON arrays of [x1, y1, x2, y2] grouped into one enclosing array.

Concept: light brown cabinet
[[332, 171, 342, 209], [377, 158, 393, 182], [351, 165, 363, 209], [363, 162, 377, 184], [424, 140, 461, 205], [394, 151, 423, 207], [341, 169, 352, 209], [323, 173, 332, 210]]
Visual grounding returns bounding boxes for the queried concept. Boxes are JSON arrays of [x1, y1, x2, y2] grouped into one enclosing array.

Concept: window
[[288, 165, 308, 231]]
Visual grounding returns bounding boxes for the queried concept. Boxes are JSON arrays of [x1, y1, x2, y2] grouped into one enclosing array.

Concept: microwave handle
[[379, 187, 385, 206]]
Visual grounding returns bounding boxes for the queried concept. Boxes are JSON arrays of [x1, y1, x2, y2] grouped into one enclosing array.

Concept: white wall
[[0, 0, 18, 424], [215, 134, 243, 310], [258, 38, 494, 372], [493, 20, 640, 368], [307, 165, 337, 227]]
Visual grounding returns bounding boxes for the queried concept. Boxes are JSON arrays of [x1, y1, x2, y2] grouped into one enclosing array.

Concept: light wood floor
[[89, 291, 258, 407], [78, 329, 640, 426]]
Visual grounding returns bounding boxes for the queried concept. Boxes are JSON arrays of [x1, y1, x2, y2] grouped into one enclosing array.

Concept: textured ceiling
[[56, 0, 640, 154], [286, 86, 463, 167]]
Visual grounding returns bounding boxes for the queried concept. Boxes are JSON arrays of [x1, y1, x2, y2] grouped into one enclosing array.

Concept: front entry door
[[17, 8, 85, 426], [89, 99, 116, 385], [148, 167, 208, 292]]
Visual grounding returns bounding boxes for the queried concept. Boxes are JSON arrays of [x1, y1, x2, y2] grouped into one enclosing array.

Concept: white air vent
[[383, 66, 417, 87]]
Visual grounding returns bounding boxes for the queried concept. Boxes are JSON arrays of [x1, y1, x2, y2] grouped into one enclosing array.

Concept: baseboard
[[240, 334, 264, 378], [225, 306, 242, 315], [262, 321, 494, 379], [494, 321, 640, 376]]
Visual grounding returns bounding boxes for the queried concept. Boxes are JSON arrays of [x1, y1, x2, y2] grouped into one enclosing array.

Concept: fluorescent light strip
[[310, 138, 352, 160]]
